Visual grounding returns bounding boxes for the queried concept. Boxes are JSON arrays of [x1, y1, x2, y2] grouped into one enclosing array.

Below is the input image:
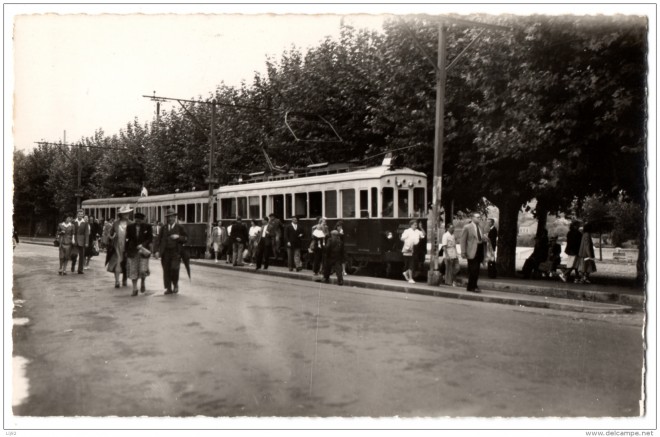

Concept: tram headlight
[[386, 231, 393, 240]]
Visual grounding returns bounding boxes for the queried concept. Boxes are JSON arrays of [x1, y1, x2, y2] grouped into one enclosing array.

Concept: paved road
[[11, 244, 644, 417]]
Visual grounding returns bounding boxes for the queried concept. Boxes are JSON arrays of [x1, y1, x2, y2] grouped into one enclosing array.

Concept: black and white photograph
[[5, 3, 656, 435]]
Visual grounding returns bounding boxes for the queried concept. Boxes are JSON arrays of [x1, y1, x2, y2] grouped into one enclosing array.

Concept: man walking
[[73, 209, 90, 274], [284, 215, 305, 272], [157, 207, 188, 295], [460, 212, 487, 293]]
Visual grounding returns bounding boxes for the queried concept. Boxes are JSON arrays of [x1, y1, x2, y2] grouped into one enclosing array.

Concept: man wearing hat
[[125, 212, 153, 296], [157, 207, 188, 294]]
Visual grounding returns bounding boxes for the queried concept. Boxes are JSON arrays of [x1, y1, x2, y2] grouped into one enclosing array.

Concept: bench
[[613, 251, 627, 261]]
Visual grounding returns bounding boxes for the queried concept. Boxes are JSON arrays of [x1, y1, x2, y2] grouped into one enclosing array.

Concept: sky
[[7, 3, 654, 153]]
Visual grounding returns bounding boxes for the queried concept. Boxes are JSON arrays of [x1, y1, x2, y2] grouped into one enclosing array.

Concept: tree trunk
[[496, 198, 521, 277], [535, 200, 548, 238], [599, 233, 603, 261], [636, 196, 646, 286]]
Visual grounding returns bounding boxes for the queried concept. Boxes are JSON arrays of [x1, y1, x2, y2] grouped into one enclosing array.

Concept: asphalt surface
[[11, 243, 645, 417]]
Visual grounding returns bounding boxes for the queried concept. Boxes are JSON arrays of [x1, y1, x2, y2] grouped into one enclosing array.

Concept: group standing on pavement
[[51, 204, 600, 296]]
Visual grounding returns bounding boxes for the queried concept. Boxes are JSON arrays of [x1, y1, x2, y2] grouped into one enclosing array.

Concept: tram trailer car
[[82, 162, 429, 276], [216, 162, 428, 277], [82, 191, 215, 258]]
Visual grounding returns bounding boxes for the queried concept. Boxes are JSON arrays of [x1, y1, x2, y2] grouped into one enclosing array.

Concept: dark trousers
[[161, 251, 181, 291], [467, 245, 484, 291], [255, 240, 271, 269], [312, 248, 324, 274], [323, 260, 344, 284], [467, 258, 481, 291], [75, 245, 85, 272]]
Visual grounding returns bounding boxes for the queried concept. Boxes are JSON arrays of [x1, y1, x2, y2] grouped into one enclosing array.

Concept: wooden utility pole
[[427, 23, 448, 285], [205, 100, 217, 259], [143, 93, 272, 259], [35, 139, 128, 212]]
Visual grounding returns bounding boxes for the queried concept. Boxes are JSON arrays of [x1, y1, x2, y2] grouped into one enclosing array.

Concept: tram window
[[261, 196, 267, 217], [237, 197, 248, 218], [272, 194, 284, 219], [398, 189, 410, 218], [324, 190, 337, 218], [371, 187, 378, 218], [359, 190, 369, 218], [212, 203, 218, 222], [285, 194, 292, 218], [249, 196, 260, 219], [309, 192, 322, 218], [294, 193, 307, 218], [202, 203, 209, 222], [413, 187, 426, 217], [186, 204, 195, 222], [341, 189, 356, 218], [221, 198, 236, 219], [382, 187, 394, 217]]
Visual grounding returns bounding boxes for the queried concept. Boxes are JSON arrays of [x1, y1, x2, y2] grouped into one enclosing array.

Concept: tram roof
[[217, 165, 426, 194], [82, 190, 217, 207], [82, 196, 140, 206]]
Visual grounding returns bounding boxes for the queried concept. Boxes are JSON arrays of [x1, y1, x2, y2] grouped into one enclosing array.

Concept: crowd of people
[[54, 207, 598, 296], [210, 214, 347, 285]]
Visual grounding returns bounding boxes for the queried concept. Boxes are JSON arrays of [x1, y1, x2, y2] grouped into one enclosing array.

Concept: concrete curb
[[19, 240, 638, 314], [190, 259, 634, 314]]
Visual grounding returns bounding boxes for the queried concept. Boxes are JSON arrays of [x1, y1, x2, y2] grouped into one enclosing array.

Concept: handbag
[[438, 247, 444, 257], [54, 239, 60, 247]]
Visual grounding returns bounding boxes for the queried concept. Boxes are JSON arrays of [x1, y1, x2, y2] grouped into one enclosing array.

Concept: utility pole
[[399, 17, 510, 285], [143, 93, 272, 259], [427, 22, 448, 285], [205, 100, 217, 259], [36, 140, 129, 211]]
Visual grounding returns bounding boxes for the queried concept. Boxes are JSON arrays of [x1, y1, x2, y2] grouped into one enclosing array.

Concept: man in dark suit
[[321, 230, 344, 285], [72, 209, 90, 274], [284, 215, 305, 271], [460, 212, 487, 293], [157, 208, 188, 295], [254, 216, 273, 270], [230, 216, 248, 266], [126, 212, 153, 296]]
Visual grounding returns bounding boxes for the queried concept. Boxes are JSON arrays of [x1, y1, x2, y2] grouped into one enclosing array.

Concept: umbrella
[[181, 246, 191, 280]]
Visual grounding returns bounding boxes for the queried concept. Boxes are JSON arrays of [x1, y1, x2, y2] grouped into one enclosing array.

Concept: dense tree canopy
[[14, 14, 647, 280]]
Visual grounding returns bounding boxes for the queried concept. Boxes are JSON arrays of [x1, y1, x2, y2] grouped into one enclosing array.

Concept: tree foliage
[[14, 14, 648, 280]]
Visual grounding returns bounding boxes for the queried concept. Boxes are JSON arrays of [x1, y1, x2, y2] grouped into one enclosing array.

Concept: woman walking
[[125, 212, 152, 296], [559, 220, 582, 283], [57, 214, 75, 275], [106, 205, 132, 288], [576, 223, 597, 284], [441, 224, 460, 286]]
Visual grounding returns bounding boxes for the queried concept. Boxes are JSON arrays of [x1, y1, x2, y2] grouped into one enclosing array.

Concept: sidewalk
[[190, 258, 642, 314], [20, 237, 643, 314]]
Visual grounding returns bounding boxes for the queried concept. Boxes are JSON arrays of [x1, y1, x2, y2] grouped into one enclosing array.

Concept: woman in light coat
[[106, 205, 132, 288], [441, 224, 460, 286]]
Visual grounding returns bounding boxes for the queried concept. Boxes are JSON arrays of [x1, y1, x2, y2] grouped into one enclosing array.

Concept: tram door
[[356, 189, 372, 250], [271, 195, 284, 220]]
